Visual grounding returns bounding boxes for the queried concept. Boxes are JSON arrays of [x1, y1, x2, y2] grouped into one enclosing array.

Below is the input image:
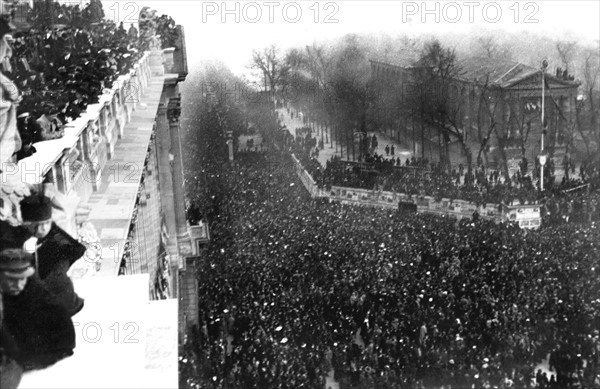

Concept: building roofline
[[369, 59, 420, 70]]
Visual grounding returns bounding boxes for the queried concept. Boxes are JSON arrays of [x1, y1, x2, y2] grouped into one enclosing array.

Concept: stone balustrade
[[0, 49, 172, 233]]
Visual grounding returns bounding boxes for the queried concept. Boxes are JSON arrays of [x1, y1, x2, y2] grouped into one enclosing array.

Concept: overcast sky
[[101, 0, 600, 76]]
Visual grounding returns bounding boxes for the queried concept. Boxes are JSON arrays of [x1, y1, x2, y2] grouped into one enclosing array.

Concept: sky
[[100, 0, 600, 77]]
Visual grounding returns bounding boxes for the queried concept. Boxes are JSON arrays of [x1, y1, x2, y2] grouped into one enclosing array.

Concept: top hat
[[20, 195, 53, 223]]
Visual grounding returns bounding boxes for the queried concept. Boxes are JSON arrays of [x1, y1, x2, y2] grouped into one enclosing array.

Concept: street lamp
[[539, 59, 548, 191]]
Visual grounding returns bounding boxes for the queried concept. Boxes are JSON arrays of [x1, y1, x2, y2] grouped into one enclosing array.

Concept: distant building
[[371, 56, 580, 170]]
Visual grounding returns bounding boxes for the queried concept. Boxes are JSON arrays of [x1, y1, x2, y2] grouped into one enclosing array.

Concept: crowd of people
[[180, 123, 600, 388], [0, 2, 179, 388], [277, 100, 600, 228], [286, 123, 600, 224], [1, 0, 179, 162], [1, 185, 88, 388], [316, 157, 542, 207]]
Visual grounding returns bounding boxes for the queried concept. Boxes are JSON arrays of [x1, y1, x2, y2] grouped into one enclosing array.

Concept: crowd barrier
[[290, 154, 321, 198], [289, 154, 541, 228]]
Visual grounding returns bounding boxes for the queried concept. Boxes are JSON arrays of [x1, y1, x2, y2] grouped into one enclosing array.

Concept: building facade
[[370, 57, 580, 171], [0, 4, 194, 385]]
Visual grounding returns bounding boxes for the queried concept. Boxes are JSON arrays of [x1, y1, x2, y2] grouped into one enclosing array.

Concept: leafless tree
[[301, 43, 336, 145], [477, 36, 497, 58], [473, 78, 499, 167], [555, 40, 578, 71], [408, 39, 469, 168], [330, 35, 377, 160], [304, 43, 333, 90], [475, 35, 513, 61], [581, 48, 600, 143], [250, 45, 290, 95]]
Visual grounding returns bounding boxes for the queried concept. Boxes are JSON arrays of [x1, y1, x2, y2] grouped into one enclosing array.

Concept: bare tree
[[250, 45, 290, 95], [474, 78, 500, 167], [581, 48, 600, 144], [302, 43, 335, 145], [477, 36, 498, 58], [475, 35, 513, 60], [555, 40, 578, 71], [304, 43, 333, 90], [409, 39, 470, 168], [331, 35, 377, 160]]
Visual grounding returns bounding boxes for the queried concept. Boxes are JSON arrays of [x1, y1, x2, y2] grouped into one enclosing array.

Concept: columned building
[[370, 57, 580, 171]]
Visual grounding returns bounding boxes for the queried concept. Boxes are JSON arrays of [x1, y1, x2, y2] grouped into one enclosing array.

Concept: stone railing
[[0, 49, 163, 233]]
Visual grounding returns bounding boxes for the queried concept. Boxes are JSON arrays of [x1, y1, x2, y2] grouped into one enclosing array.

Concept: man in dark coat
[[34, 224, 86, 316], [0, 194, 86, 316], [22, 195, 86, 316], [0, 248, 76, 371], [1, 287, 23, 389]]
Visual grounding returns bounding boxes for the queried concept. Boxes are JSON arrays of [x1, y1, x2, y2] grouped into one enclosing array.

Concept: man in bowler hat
[[18, 194, 87, 316], [0, 248, 76, 371]]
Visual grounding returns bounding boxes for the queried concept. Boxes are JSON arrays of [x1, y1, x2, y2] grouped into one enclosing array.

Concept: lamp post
[[539, 59, 548, 192]]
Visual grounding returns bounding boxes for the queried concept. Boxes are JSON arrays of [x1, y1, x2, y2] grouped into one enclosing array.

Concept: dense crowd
[[321, 157, 543, 206], [1, 1, 179, 161], [180, 141, 600, 388], [1, 3, 179, 388], [286, 122, 600, 225]]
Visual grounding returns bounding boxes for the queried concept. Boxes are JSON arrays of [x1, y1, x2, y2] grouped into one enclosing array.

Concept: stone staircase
[[18, 274, 178, 389]]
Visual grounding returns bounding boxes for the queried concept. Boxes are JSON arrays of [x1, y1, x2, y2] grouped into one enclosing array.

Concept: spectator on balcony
[[128, 23, 138, 40], [19, 194, 86, 317], [0, 248, 75, 371], [1, 289, 23, 389], [0, 193, 86, 317]]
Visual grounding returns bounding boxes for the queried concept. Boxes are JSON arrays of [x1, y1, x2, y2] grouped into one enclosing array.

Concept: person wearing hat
[[0, 192, 85, 316], [1, 293, 23, 389], [0, 249, 35, 296], [17, 194, 87, 317], [0, 249, 25, 389], [0, 248, 76, 371]]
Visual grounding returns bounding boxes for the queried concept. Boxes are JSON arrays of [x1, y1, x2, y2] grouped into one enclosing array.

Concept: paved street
[[276, 103, 581, 188], [276, 105, 414, 168]]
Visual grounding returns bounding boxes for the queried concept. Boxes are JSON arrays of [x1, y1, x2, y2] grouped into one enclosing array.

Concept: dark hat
[[0, 248, 35, 278], [20, 195, 53, 223]]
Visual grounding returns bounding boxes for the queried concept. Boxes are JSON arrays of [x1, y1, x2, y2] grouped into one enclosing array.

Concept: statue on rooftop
[[0, 16, 21, 167]]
